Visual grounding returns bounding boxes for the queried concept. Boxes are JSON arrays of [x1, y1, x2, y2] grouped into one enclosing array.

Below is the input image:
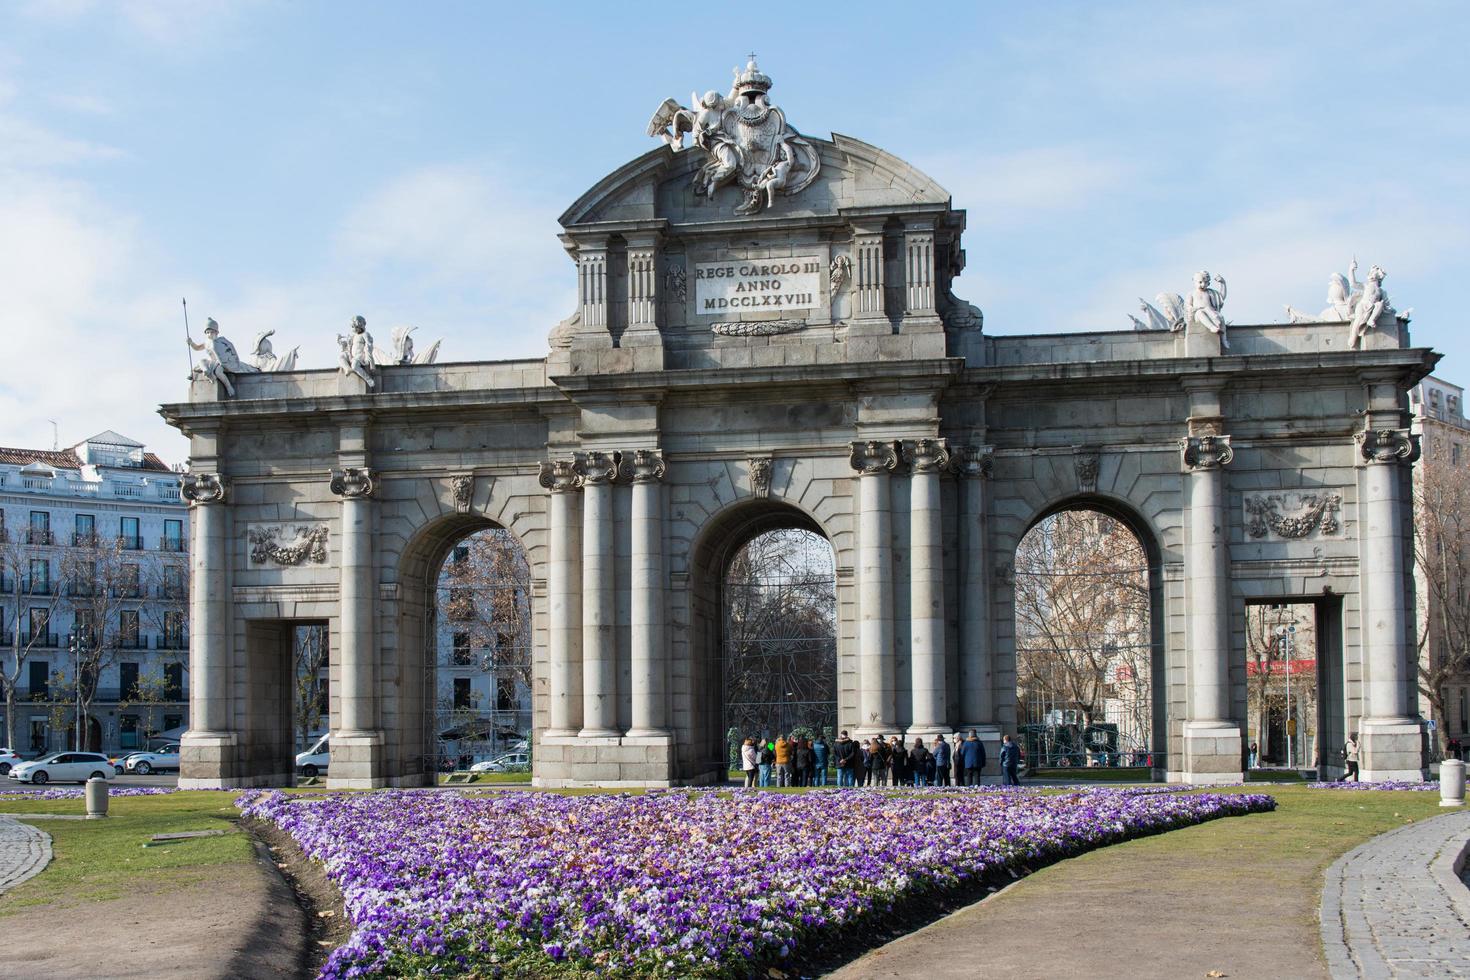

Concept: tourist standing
[[1344, 733, 1360, 782], [833, 732, 857, 788], [774, 734, 793, 787], [813, 735, 830, 786], [910, 738, 931, 787], [741, 737, 758, 787], [794, 738, 815, 787], [889, 736, 909, 786], [869, 738, 887, 787], [859, 740, 873, 787], [1000, 734, 1021, 786], [961, 730, 987, 785], [932, 735, 951, 787], [758, 739, 775, 787], [1248, 741, 1258, 769]]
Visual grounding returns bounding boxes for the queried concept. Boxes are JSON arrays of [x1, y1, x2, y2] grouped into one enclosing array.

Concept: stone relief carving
[[180, 471, 226, 504], [904, 438, 950, 473], [710, 319, 805, 337], [329, 466, 376, 498], [246, 523, 329, 567], [665, 264, 688, 304], [1181, 434, 1233, 470], [450, 474, 474, 512], [747, 456, 772, 497], [374, 326, 441, 366], [950, 444, 994, 479], [581, 451, 621, 485], [646, 56, 820, 215], [337, 316, 377, 389], [829, 255, 851, 300], [1356, 428, 1419, 465], [848, 440, 899, 474], [630, 450, 666, 484], [537, 458, 585, 492], [187, 318, 257, 397], [249, 330, 299, 372], [1073, 450, 1100, 493], [1243, 491, 1343, 540]]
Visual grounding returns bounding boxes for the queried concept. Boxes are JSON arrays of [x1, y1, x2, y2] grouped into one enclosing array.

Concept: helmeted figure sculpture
[[188, 317, 257, 397]]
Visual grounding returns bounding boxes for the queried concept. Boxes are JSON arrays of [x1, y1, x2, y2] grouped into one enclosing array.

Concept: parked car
[[9, 752, 116, 785], [469, 751, 530, 773], [0, 748, 23, 776], [296, 734, 329, 777], [123, 744, 181, 775]]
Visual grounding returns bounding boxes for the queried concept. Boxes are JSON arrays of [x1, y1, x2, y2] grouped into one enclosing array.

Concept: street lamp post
[[1276, 623, 1297, 769], [67, 626, 83, 752]]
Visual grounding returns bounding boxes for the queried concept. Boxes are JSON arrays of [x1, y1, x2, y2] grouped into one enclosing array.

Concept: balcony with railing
[[21, 579, 54, 596], [72, 531, 100, 547], [158, 536, 188, 552], [92, 687, 188, 704], [114, 634, 149, 650], [25, 529, 53, 546], [155, 633, 188, 651], [111, 584, 144, 599], [156, 584, 188, 601], [109, 484, 144, 500], [117, 535, 144, 551], [66, 579, 98, 597], [20, 632, 60, 648]]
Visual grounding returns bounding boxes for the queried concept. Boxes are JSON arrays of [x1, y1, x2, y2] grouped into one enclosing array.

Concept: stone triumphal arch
[[166, 60, 1435, 788]]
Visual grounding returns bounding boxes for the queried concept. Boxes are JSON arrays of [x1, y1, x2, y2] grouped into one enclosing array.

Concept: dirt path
[[0, 832, 308, 979], [828, 790, 1439, 980]]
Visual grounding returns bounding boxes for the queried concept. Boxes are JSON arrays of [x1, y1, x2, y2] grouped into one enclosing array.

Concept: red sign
[[1246, 658, 1316, 676]]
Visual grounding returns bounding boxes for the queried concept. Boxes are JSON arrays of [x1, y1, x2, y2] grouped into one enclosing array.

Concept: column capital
[[581, 450, 620, 486], [950, 444, 994, 479], [180, 471, 227, 505], [629, 449, 666, 484], [537, 457, 585, 493], [1356, 427, 1420, 466], [849, 439, 899, 474], [1181, 434, 1233, 471], [902, 437, 950, 473], [329, 466, 377, 498]]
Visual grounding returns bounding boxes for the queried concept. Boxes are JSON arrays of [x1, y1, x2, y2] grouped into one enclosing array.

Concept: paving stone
[[0, 815, 53, 893]]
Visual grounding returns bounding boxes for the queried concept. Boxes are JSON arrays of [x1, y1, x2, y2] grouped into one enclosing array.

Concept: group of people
[[739, 730, 1022, 788]]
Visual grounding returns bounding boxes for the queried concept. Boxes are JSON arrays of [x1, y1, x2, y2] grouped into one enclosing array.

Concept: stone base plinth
[[533, 733, 681, 787], [325, 731, 388, 789], [1360, 719, 1427, 782], [1181, 722, 1243, 784], [179, 731, 241, 787]]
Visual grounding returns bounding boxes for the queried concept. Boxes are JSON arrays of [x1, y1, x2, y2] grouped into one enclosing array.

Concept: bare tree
[[292, 625, 329, 749], [55, 537, 135, 751], [440, 529, 532, 690], [1414, 448, 1470, 758], [1244, 604, 1318, 766], [1014, 510, 1150, 734], [0, 523, 68, 752]]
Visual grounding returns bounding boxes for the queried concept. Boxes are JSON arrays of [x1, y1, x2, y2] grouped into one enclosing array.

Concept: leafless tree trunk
[[1414, 449, 1470, 758], [0, 527, 68, 752]]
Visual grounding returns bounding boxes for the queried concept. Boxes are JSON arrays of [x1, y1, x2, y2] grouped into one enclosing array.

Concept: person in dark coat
[[960, 730, 987, 785], [813, 736, 830, 787], [1000, 734, 1021, 786], [932, 734, 952, 787], [870, 738, 888, 787], [794, 739, 815, 787], [889, 736, 909, 786], [833, 731, 858, 788], [859, 740, 873, 787], [909, 738, 932, 787]]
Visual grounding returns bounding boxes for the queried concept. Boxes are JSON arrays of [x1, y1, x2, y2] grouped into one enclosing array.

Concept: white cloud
[[917, 145, 1136, 224]]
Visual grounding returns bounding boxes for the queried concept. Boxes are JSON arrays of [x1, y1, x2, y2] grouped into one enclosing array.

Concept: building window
[[74, 513, 96, 546], [29, 718, 47, 753], [119, 609, 140, 647], [162, 518, 184, 551], [119, 516, 141, 550], [451, 632, 473, 666], [28, 511, 51, 545], [119, 563, 141, 598], [120, 715, 140, 750], [1461, 688, 1469, 734], [163, 714, 182, 733], [162, 563, 186, 599], [27, 558, 49, 594], [164, 663, 184, 701], [496, 680, 516, 712], [119, 662, 140, 699], [1455, 444, 1463, 466], [27, 607, 50, 645], [162, 610, 185, 648], [453, 677, 473, 710], [73, 609, 94, 645]]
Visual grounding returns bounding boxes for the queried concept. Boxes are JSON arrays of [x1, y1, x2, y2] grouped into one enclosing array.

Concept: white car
[[123, 744, 181, 775], [296, 734, 329, 777], [9, 752, 116, 785], [469, 751, 530, 773], [0, 748, 23, 776]]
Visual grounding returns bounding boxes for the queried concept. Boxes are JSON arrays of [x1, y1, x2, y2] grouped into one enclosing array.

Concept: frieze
[[1242, 491, 1344, 541], [246, 522, 330, 568]]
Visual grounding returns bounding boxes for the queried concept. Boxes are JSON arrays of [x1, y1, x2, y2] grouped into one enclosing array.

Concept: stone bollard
[[85, 777, 109, 819], [1441, 759, 1466, 808]]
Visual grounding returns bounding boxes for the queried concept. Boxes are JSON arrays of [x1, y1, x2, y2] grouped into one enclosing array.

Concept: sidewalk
[[1320, 808, 1470, 978]]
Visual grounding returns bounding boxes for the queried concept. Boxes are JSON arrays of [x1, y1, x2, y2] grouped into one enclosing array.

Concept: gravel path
[[0, 815, 52, 893], [1321, 808, 1470, 978]]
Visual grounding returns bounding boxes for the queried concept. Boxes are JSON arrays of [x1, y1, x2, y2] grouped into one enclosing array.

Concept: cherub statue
[[1185, 271, 1229, 348], [250, 330, 299, 372], [188, 317, 257, 397], [1348, 265, 1390, 348], [337, 315, 376, 388], [1285, 258, 1363, 323]]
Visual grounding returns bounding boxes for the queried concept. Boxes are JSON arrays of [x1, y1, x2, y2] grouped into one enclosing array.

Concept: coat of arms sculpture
[[647, 56, 821, 216]]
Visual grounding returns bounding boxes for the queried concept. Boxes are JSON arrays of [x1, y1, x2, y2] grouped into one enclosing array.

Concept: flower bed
[[0, 786, 178, 801], [1305, 780, 1439, 791], [240, 787, 1274, 979]]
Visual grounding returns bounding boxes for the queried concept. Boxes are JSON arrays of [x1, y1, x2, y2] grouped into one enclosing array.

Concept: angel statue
[[337, 315, 376, 388], [250, 330, 299, 372], [646, 56, 820, 216], [374, 326, 442, 366], [1129, 293, 1188, 332], [1285, 258, 1362, 324], [1348, 265, 1391, 349], [188, 317, 258, 397], [1186, 271, 1229, 349]]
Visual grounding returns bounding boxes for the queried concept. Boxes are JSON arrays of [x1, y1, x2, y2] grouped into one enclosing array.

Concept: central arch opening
[[1013, 504, 1161, 772]]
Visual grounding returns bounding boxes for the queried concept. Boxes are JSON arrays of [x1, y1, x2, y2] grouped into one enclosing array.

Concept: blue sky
[[2, 1, 1467, 460]]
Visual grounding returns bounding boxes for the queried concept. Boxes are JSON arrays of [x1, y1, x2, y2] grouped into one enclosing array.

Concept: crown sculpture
[[647, 56, 821, 216]]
